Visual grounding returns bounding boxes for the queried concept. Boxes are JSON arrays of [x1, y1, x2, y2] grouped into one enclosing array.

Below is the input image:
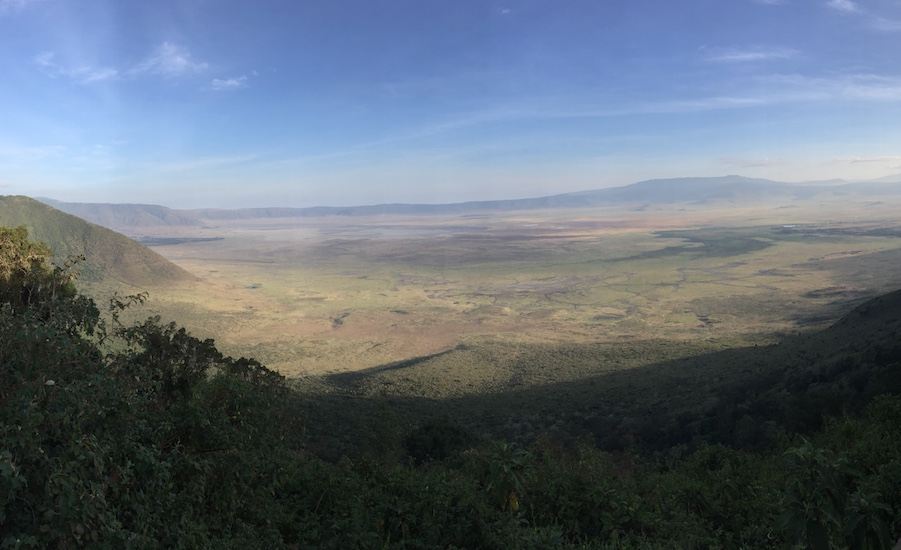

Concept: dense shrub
[[0, 222, 288, 547]]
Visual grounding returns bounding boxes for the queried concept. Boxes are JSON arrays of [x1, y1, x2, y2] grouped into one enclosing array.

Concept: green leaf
[[807, 519, 831, 550], [819, 500, 843, 527]]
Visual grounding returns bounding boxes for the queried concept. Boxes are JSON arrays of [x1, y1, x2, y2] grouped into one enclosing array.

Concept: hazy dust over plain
[[135, 199, 901, 376]]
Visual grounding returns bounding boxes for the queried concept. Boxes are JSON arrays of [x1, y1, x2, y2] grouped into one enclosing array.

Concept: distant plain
[[125, 195, 901, 379]]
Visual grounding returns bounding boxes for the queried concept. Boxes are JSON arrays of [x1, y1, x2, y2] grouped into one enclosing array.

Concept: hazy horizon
[[26, 172, 900, 211], [3, 1, 901, 208]]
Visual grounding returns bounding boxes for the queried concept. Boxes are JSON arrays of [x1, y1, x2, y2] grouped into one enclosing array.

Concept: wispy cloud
[[34, 52, 118, 84], [640, 96, 771, 113], [374, 71, 901, 148], [707, 46, 798, 63], [33, 51, 55, 70], [353, 71, 901, 149], [608, 73, 901, 118], [129, 42, 208, 77], [872, 15, 901, 31], [828, 155, 901, 164], [827, 0, 860, 13], [210, 75, 247, 91], [75, 67, 117, 83], [839, 75, 901, 100], [35, 43, 223, 86], [749, 73, 901, 102], [826, 0, 901, 30], [824, 74, 899, 100]]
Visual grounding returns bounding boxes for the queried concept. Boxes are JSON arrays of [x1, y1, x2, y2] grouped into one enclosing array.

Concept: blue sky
[[2, 0, 901, 208]]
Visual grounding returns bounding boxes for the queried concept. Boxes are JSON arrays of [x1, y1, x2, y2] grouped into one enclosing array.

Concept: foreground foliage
[[2, 221, 900, 548], [1, 222, 289, 547]]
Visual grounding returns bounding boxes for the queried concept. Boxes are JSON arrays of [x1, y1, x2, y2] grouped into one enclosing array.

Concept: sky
[[1, 0, 901, 208]]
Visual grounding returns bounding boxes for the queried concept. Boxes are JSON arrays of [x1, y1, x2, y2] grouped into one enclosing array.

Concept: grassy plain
[[128, 196, 901, 380]]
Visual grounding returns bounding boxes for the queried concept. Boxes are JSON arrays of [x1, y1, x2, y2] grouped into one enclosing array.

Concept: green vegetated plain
[[4, 193, 901, 547]]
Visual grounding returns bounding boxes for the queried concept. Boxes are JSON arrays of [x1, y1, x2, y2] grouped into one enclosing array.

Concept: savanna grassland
[[134, 196, 901, 379], [107, 194, 901, 458]]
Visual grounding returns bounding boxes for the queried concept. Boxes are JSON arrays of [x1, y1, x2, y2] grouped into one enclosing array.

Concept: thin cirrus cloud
[[809, 73, 901, 101], [33, 52, 118, 84], [291, 70, 901, 154], [128, 42, 208, 77], [829, 155, 901, 164], [827, 0, 860, 13], [871, 15, 901, 31], [706, 46, 798, 63], [743, 73, 901, 103], [826, 0, 901, 30], [839, 75, 901, 100], [210, 75, 247, 91], [361, 71, 900, 149], [635, 72, 901, 113], [33, 42, 249, 87]]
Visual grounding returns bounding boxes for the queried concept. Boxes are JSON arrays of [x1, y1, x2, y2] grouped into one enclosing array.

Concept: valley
[[6, 184, 901, 547], [120, 195, 901, 379], [8, 1, 901, 543]]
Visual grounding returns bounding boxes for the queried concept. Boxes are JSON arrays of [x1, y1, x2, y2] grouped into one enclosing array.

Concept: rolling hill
[[0, 195, 198, 288], [37, 197, 203, 234]]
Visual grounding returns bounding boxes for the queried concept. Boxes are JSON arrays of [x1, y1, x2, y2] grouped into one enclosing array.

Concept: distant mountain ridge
[[38, 198, 202, 232], [868, 172, 901, 184], [0, 196, 198, 288], [38, 175, 901, 231]]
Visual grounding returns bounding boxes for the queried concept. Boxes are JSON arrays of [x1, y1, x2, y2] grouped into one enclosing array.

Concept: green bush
[[0, 223, 288, 547]]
